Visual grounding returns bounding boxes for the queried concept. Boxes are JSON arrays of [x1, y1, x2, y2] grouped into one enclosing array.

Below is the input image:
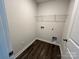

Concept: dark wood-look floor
[[16, 40, 61, 59]]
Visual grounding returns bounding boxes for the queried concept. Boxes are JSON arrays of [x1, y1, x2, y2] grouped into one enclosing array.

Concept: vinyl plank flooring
[[16, 40, 61, 59]]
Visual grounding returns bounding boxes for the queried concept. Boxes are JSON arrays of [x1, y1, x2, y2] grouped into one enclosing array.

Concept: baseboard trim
[[15, 38, 61, 58], [15, 39, 36, 58], [67, 48, 73, 59]]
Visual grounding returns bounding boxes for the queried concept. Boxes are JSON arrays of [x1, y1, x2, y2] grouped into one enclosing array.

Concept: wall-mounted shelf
[[36, 15, 68, 22]]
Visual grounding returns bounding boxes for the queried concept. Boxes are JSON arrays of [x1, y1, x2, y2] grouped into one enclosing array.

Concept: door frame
[[0, 0, 14, 59], [62, 0, 79, 59]]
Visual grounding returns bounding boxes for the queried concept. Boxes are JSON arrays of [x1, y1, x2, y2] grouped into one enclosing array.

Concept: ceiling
[[35, 0, 53, 3], [35, 0, 70, 3]]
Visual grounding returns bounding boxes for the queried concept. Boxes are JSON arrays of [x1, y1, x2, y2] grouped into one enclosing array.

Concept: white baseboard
[[15, 39, 36, 58], [67, 48, 73, 59], [15, 38, 61, 58]]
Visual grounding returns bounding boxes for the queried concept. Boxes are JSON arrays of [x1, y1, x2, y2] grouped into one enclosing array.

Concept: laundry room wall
[[36, 0, 70, 44], [4, 0, 37, 55]]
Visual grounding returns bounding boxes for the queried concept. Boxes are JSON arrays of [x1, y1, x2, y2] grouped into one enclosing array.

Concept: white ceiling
[[35, 0, 70, 3], [36, 0, 51, 3], [35, 0, 53, 3]]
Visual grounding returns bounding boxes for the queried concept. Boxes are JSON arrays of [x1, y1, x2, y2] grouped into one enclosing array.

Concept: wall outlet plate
[[9, 51, 14, 57]]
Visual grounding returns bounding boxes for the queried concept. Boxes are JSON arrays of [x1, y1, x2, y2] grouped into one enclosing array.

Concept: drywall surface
[[36, 0, 69, 44], [70, 0, 79, 45], [36, 22, 65, 44], [4, 0, 37, 55], [38, 0, 69, 16]]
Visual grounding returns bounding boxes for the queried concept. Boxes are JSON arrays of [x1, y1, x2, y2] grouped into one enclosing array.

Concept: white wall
[[70, 0, 79, 45], [62, 0, 79, 59], [4, 0, 37, 55], [38, 0, 69, 16], [63, 0, 76, 39], [36, 0, 70, 44]]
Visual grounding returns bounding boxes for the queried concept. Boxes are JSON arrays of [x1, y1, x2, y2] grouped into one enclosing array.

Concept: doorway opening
[[4, 0, 77, 59]]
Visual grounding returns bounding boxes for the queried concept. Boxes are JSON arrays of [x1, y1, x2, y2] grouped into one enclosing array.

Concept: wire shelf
[[36, 15, 68, 22]]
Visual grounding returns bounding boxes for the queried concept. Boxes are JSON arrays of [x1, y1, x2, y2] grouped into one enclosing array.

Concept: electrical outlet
[[9, 51, 13, 57]]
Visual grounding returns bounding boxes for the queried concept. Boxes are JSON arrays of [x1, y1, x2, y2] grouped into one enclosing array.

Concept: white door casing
[[62, 0, 79, 59]]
